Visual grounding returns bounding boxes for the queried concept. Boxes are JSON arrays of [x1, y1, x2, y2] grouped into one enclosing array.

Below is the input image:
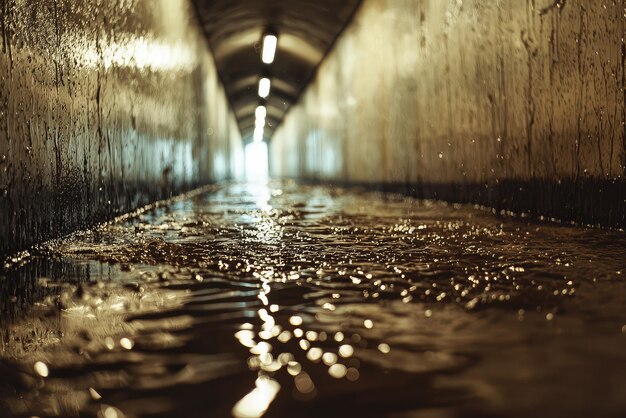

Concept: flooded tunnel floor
[[1, 181, 626, 418]]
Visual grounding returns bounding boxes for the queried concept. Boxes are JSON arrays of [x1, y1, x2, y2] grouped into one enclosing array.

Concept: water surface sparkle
[[1, 182, 626, 418]]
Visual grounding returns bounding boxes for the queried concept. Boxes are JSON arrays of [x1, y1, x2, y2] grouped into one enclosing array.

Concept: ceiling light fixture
[[258, 78, 271, 98], [262, 34, 278, 64], [255, 105, 267, 120]]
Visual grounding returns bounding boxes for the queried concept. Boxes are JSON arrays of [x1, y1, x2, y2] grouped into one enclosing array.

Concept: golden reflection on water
[[232, 376, 281, 418], [1, 182, 626, 417]]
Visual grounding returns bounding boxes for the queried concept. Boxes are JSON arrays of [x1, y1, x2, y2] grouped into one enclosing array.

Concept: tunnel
[[1, 0, 625, 417]]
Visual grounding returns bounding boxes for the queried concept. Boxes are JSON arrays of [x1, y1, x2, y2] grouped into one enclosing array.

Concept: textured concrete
[[270, 0, 626, 227], [0, 0, 242, 257]]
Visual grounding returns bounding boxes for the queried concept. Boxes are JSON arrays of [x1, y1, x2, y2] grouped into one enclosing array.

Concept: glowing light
[[102, 406, 120, 418], [80, 38, 195, 72], [262, 34, 278, 64], [105, 337, 115, 350], [254, 127, 264, 143], [378, 343, 391, 354], [89, 387, 102, 400], [34, 361, 49, 377], [250, 341, 272, 355], [259, 330, 273, 340], [278, 353, 294, 365], [287, 361, 302, 376], [258, 78, 271, 98], [255, 118, 266, 129], [289, 315, 303, 326], [120, 338, 134, 350], [307, 347, 323, 362], [328, 363, 348, 379], [278, 330, 292, 343], [322, 352, 338, 366], [255, 105, 267, 120], [244, 142, 269, 181], [232, 376, 281, 418], [338, 344, 354, 358]]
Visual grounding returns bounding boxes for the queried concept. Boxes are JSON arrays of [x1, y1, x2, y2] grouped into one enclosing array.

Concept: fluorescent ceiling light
[[262, 34, 278, 64], [255, 105, 267, 120], [258, 78, 271, 98], [255, 118, 266, 129]]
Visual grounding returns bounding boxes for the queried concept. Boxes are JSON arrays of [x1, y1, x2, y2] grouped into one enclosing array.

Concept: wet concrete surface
[[270, 0, 626, 227], [0, 0, 242, 257], [1, 181, 626, 418]]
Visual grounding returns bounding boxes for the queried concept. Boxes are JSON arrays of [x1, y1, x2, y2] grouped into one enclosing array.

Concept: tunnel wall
[[270, 0, 626, 227], [0, 0, 243, 257]]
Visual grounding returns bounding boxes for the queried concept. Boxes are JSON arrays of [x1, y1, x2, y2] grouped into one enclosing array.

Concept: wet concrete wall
[[0, 0, 243, 257], [270, 0, 626, 227]]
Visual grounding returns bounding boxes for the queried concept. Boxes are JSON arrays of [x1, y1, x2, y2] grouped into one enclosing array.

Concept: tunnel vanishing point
[[1, 1, 626, 417], [0, 0, 624, 258]]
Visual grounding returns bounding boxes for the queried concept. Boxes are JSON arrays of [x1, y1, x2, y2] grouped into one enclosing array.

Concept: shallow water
[[1, 181, 626, 418]]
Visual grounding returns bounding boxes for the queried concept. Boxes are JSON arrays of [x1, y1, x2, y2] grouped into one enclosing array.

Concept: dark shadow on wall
[[298, 178, 626, 229]]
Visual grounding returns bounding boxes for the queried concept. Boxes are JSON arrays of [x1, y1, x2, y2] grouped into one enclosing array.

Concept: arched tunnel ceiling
[[193, 0, 362, 140]]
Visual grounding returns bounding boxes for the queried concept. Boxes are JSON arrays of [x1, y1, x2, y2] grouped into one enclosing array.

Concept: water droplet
[[378, 343, 391, 354], [346, 367, 360, 382], [90, 387, 102, 400], [328, 363, 347, 379], [287, 361, 302, 376], [339, 344, 354, 358], [34, 361, 49, 377], [294, 372, 315, 394], [104, 337, 115, 350], [322, 352, 338, 365], [289, 315, 303, 326], [120, 338, 134, 350], [306, 347, 323, 362]]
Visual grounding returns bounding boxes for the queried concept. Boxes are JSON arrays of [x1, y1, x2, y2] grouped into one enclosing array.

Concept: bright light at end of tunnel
[[254, 127, 264, 143], [255, 105, 267, 120], [262, 34, 278, 64], [244, 141, 269, 182], [255, 118, 266, 129], [258, 78, 271, 98]]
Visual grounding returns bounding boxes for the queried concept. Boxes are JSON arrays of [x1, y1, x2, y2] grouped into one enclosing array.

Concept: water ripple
[[1, 182, 626, 418]]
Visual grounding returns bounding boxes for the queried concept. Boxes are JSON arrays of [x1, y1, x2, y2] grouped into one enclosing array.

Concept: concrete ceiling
[[193, 0, 362, 141]]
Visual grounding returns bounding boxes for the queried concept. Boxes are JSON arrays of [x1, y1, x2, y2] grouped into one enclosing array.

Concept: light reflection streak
[[80, 38, 196, 71], [230, 182, 374, 416], [231, 376, 280, 418]]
